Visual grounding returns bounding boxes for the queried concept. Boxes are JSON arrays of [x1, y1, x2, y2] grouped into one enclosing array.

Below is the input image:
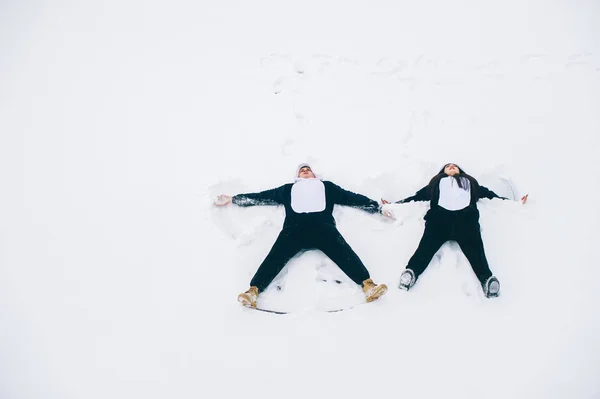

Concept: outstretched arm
[[395, 186, 430, 203], [378, 186, 430, 219], [327, 182, 380, 214], [479, 186, 529, 204], [214, 185, 286, 207], [478, 185, 509, 201]]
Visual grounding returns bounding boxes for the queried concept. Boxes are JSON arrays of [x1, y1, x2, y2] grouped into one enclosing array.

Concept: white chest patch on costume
[[438, 177, 471, 211], [291, 179, 326, 213]]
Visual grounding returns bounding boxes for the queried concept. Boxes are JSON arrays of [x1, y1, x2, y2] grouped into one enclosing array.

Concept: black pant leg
[[406, 223, 448, 279], [250, 229, 304, 292], [454, 221, 493, 283], [313, 224, 371, 286]]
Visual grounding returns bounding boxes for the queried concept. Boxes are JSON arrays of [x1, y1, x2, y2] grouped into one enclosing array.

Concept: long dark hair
[[427, 163, 480, 199]]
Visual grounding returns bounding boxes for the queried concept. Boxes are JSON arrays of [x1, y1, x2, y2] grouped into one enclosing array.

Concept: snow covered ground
[[1, 1, 599, 398]]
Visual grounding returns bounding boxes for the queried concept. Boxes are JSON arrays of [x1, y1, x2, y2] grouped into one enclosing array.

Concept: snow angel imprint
[[383, 163, 528, 298], [215, 163, 392, 309]]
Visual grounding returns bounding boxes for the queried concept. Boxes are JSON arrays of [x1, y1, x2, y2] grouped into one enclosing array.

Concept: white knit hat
[[295, 162, 322, 181]]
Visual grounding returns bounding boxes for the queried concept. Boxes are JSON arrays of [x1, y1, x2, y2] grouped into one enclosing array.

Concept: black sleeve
[[232, 185, 286, 207], [478, 185, 509, 201], [396, 186, 430, 203], [326, 182, 380, 214]]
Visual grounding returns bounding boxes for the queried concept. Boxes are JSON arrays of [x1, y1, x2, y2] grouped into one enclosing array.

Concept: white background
[[1, 1, 599, 398]]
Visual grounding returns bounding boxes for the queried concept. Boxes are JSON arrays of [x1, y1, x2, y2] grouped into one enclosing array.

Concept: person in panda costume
[[215, 163, 390, 308], [383, 162, 528, 298]]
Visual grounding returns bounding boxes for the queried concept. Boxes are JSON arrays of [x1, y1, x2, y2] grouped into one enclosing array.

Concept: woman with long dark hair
[[384, 163, 527, 298]]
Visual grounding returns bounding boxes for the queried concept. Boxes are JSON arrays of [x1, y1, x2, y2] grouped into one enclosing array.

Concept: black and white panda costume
[[396, 163, 506, 297], [232, 163, 382, 293]]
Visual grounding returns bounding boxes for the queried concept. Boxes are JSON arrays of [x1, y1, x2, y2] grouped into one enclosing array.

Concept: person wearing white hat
[[215, 163, 390, 308]]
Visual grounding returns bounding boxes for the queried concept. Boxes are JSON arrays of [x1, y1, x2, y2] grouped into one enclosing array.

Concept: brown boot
[[237, 286, 259, 308], [362, 278, 388, 303]]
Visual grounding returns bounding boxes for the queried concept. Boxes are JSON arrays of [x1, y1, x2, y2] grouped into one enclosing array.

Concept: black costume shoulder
[[396, 182, 508, 207], [232, 180, 380, 228]]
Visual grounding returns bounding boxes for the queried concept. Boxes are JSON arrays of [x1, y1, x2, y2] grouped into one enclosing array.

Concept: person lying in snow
[[215, 163, 391, 308], [382, 162, 528, 298]]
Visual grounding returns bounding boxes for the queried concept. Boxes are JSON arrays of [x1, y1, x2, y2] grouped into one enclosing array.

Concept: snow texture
[[1, 1, 599, 399]]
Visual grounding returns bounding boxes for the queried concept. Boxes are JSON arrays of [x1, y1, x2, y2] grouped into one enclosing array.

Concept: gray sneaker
[[398, 269, 416, 291], [482, 276, 500, 298]]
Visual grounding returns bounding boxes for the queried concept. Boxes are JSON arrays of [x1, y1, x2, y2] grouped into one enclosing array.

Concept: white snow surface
[[1, 1, 600, 398]]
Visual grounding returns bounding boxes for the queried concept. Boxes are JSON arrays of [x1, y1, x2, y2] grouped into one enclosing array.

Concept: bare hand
[[521, 194, 529, 205], [380, 198, 390, 205], [380, 204, 395, 219], [214, 194, 232, 206]]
